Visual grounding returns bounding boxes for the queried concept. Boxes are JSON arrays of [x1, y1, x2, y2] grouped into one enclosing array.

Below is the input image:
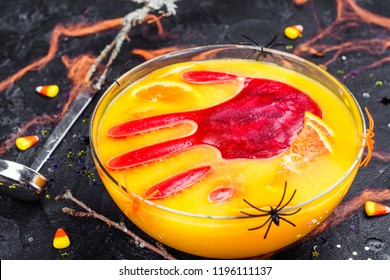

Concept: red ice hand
[[107, 70, 322, 200], [107, 70, 322, 170]]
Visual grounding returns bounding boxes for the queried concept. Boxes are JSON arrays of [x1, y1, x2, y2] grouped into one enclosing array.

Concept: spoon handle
[[30, 91, 95, 172]]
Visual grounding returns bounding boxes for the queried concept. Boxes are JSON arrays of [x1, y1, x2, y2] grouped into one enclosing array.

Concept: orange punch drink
[[90, 45, 367, 259]]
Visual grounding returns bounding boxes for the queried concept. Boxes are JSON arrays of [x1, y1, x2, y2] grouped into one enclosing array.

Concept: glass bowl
[[90, 45, 366, 259]]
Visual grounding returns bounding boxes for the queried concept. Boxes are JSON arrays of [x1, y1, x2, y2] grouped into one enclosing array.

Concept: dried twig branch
[[56, 189, 177, 260], [86, 0, 179, 90]]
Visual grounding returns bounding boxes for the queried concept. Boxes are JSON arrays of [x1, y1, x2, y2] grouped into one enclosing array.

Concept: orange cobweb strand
[[343, 56, 390, 80], [144, 14, 165, 36], [0, 14, 168, 93], [60, 54, 96, 113], [293, 0, 308, 6], [293, 0, 390, 72], [0, 116, 58, 155], [0, 54, 96, 155], [371, 151, 390, 162], [132, 46, 184, 60], [0, 13, 167, 156], [0, 18, 123, 93], [308, 188, 390, 238], [0, 15, 116, 155]]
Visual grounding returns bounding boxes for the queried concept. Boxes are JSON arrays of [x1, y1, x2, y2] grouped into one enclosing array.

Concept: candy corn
[[36, 85, 59, 98], [365, 201, 390, 217], [284, 25, 303, 40], [15, 135, 39, 151], [53, 228, 71, 249]]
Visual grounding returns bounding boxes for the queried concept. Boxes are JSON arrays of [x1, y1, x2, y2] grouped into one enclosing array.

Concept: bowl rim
[[90, 44, 367, 219]]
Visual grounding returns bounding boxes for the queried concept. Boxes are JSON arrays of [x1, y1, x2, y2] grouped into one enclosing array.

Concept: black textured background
[[0, 0, 389, 260]]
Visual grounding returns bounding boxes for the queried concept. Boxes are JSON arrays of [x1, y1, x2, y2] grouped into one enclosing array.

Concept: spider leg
[[278, 208, 301, 216], [240, 34, 261, 47], [256, 51, 263, 61], [244, 50, 257, 59], [359, 107, 375, 167], [269, 42, 284, 49], [242, 198, 269, 213], [277, 183, 298, 211], [278, 216, 297, 227], [239, 42, 254, 46], [240, 211, 269, 217], [248, 216, 272, 231], [265, 35, 278, 48], [275, 181, 288, 210], [240, 34, 260, 59], [263, 218, 274, 239], [366, 107, 375, 131]]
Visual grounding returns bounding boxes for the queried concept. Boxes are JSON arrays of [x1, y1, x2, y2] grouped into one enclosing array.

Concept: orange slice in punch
[[131, 81, 201, 103], [281, 111, 333, 172]]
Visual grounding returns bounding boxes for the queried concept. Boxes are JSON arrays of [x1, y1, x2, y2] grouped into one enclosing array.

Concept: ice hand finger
[[107, 114, 192, 137], [107, 137, 195, 169], [182, 71, 239, 84], [144, 165, 211, 200]]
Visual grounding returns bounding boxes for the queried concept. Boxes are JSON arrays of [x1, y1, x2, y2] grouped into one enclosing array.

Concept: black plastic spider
[[241, 182, 301, 239], [240, 34, 284, 61]]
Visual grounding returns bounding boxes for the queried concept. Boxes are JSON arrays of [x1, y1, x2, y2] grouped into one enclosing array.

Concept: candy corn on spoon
[[0, 90, 95, 201]]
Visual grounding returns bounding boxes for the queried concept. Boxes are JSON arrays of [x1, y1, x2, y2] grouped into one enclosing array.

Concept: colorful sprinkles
[[375, 80, 383, 86]]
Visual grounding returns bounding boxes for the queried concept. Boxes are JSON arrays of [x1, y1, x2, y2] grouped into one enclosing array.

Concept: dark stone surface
[[0, 0, 389, 260]]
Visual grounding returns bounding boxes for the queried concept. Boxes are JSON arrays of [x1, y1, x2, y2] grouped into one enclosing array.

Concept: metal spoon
[[0, 90, 95, 201]]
